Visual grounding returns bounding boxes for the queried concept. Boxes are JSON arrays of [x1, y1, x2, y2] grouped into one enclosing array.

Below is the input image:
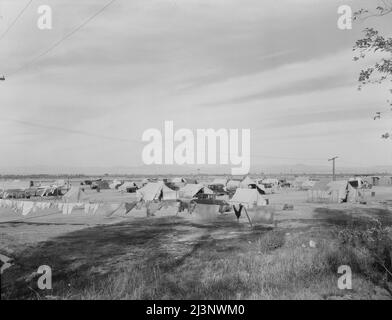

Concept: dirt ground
[[1, 186, 392, 299]]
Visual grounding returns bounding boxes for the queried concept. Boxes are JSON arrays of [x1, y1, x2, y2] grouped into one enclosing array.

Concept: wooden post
[[243, 207, 253, 228], [328, 156, 338, 181]]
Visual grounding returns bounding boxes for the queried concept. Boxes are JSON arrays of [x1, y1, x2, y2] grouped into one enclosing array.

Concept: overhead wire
[[5, 0, 118, 77], [0, 0, 33, 41]]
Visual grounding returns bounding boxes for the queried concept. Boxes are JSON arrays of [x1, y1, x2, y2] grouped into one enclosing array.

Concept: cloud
[[0, 0, 391, 168], [202, 73, 355, 106]]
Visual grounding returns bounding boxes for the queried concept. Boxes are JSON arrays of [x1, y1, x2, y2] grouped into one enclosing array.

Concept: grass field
[[1, 187, 392, 300]]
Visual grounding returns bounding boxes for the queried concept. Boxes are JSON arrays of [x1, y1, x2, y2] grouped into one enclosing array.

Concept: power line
[[0, 118, 143, 145], [7, 0, 118, 77], [0, 0, 33, 41], [0, 117, 332, 161]]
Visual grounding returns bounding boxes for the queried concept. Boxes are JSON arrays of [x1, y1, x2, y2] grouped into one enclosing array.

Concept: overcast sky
[[0, 0, 391, 171]]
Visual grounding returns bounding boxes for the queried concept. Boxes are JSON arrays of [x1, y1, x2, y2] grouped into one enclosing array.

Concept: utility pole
[[328, 156, 338, 181]]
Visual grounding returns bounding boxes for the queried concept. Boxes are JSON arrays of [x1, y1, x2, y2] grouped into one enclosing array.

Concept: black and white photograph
[[1, 0, 392, 304]]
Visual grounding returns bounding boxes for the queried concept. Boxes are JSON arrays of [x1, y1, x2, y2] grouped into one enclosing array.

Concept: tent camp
[[348, 177, 365, 188], [327, 180, 358, 203], [368, 176, 380, 186], [53, 179, 69, 188], [257, 178, 279, 194], [179, 184, 213, 199], [293, 177, 315, 190], [226, 180, 241, 191], [141, 178, 150, 186], [136, 182, 178, 201], [110, 180, 123, 189], [171, 177, 187, 188], [261, 178, 279, 186], [378, 176, 392, 186], [210, 178, 227, 186], [1, 180, 32, 198], [301, 180, 316, 190], [308, 180, 331, 202], [0, 180, 30, 192], [63, 186, 88, 202], [172, 177, 186, 184], [294, 176, 310, 188], [208, 178, 227, 194], [38, 185, 64, 197], [229, 188, 272, 225], [311, 180, 330, 191], [238, 177, 266, 195], [185, 178, 198, 184], [91, 180, 110, 190], [118, 181, 138, 193], [309, 180, 359, 203], [99, 180, 110, 189], [229, 188, 267, 209], [240, 176, 258, 189]]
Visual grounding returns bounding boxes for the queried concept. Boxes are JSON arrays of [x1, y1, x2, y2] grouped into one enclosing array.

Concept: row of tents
[[78, 176, 280, 195], [308, 179, 366, 203], [135, 181, 272, 224], [0, 175, 300, 200], [287, 175, 392, 190], [57, 181, 272, 225], [0, 179, 70, 199]]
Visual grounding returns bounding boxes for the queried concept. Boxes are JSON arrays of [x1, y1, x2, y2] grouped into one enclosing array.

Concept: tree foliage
[[353, 1, 392, 138]]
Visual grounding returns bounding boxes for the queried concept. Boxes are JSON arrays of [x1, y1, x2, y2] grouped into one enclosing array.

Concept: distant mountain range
[[1, 164, 392, 176]]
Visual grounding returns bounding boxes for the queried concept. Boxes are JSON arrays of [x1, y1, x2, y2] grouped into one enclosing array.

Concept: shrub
[[334, 218, 392, 294], [256, 231, 285, 253]]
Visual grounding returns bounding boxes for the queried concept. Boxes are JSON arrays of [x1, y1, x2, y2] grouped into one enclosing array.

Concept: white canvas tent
[[226, 180, 241, 191], [240, 176, 257, 189], [309, 180, 358, 203], [327, 180, 358, 203], [62, 186, 88, 202], [348, 177, 365, 188], [110, 180, 123, 189], [262, 178, 279, 185], [308, 180, 331, 202], [54, 179, 66, 187], [38, 185, 62, 197], [255, 184, 267, 194], [229, 188, 266, 209], [140, 178, 150, 187], [179, 184, 213, 199], [136, 182, 177, 201], [171, 177, 186, 188], [229, 188, 272, 225], [118, 181, 137, 192], [294, 176, 310, 189], [301, 180, 316, 190], [379, 176, 392, 186]]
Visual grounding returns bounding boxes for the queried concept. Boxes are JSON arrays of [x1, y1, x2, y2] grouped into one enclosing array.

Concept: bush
[[334, 219, 392, 293], [256, 231, 285, 253]]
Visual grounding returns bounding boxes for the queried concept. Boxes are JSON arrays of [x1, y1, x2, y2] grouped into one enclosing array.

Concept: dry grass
[[58, 232, 389, 300], [2, 188, 392, 300], [3, 216, 390, 300]]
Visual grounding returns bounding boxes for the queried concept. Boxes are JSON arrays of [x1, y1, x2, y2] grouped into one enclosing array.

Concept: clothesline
[[0, 198, 231, 219], [0, 199, 143, 217]]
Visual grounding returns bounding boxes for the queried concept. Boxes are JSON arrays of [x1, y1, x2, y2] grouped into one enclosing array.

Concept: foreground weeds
[[2, 215, 392, 300]]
